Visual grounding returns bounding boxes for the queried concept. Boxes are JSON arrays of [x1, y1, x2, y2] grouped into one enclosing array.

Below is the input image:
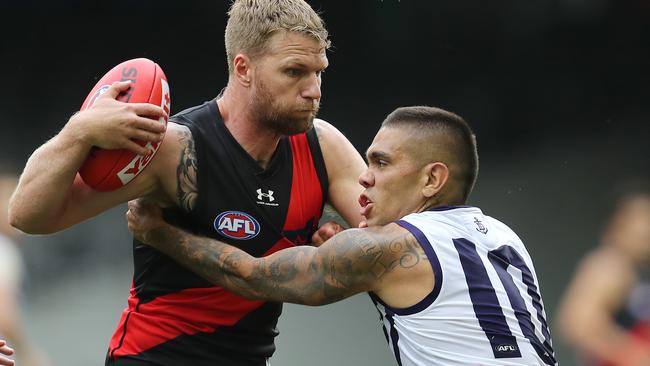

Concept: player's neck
[[216, 94, 282, 170], [418, 194, 465, 213]]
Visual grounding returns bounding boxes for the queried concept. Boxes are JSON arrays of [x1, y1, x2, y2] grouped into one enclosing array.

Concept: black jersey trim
[[109, 309, 133, 360], [306, 127, 329, 208]]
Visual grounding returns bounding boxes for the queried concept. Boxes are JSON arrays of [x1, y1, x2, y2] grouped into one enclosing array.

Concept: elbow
[[8, 208, 56, 235], [302, 298, 328, 307], [8, 195, 61, 234], [295, 292, 335, 307], [9, 218, 50, 235], [7, 207, 28, 232]]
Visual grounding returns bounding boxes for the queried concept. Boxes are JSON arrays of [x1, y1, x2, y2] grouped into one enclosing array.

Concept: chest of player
[[188, 133, 323, 258]]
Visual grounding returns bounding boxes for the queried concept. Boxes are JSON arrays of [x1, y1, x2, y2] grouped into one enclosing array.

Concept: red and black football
[[78, 58, 171, 192]]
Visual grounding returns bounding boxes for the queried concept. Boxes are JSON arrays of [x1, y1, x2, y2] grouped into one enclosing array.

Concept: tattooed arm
[[127, 199, 427, 306], [174, 125, 198, 212]]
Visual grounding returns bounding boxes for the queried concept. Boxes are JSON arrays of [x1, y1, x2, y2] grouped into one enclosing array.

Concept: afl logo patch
[[214, 211, 261, 240]]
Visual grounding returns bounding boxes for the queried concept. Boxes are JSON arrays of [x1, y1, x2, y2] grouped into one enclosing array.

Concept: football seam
[[95, 59, 156, 191]]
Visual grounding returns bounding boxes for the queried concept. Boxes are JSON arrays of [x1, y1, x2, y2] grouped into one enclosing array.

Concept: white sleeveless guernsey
[[370, 206, 556, 366]]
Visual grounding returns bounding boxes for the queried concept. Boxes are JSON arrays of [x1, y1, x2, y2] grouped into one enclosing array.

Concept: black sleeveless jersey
[[106, 100, 329, 365]]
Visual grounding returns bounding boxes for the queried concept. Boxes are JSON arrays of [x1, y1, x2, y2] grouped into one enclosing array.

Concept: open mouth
[[359, 193, 373, 217]]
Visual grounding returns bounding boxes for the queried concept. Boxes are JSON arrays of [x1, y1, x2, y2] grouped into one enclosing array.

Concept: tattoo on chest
[[176, 127, 198, 212]]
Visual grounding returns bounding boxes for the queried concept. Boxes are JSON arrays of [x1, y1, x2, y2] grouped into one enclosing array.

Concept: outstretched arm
[[127, 200, 421, 306]]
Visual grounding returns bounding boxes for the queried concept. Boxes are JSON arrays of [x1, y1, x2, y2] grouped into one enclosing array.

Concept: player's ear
[[422, 162, 449, 198], [233, 54, 253, 87]]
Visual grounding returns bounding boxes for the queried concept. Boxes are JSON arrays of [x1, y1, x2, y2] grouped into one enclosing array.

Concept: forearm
[[9, 127, 91, 233], [146, 223, 352, 305], [145, 223, 382, 306], [147, 223, 267, 299]]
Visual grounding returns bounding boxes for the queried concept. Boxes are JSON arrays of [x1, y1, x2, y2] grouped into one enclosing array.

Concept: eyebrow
[[366, 150, 391, 161], [282, 57, 328, 70]]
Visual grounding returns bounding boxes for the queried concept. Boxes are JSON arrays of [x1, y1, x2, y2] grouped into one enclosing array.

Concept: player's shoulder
[[312, 118, 353, 144], [148, 122, 194, 176], [164, 121, 193, 144], [313, 118, 335, 131], [312, 118, 363, 171]]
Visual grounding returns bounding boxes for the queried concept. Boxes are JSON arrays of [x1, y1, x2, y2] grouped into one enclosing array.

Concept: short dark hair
[[382, 106, 479, 202]]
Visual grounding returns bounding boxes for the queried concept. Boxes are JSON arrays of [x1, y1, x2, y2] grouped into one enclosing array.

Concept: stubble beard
[[250, 79, 319, 135]]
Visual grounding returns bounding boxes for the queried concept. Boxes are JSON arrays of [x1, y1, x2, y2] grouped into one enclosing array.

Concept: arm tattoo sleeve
[[148, 224, 425, 306], [176, 127, 198, 212]]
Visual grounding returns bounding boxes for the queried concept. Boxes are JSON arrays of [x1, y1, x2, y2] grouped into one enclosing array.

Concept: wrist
[[146, 222, 173, 249], [60, 112, 94, 150]]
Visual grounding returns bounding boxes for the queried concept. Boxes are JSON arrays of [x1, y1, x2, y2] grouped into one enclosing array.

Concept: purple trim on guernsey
[[427, 205, 473, 212], [368, 220, 443, 316]]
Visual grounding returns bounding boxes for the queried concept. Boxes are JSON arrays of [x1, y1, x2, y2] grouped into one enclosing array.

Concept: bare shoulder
[[312, 117, 365, 175], [312, 119, 366, 226], [313, 118, 348, 145], [148, 122, 198, 211]]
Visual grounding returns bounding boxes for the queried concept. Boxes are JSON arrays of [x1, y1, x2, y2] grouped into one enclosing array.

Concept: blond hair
[[225, 0, 330, 74]]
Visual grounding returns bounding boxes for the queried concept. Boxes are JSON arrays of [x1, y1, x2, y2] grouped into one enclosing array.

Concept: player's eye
[[370, 159, 388, 168], [285, 68, 303, 77]]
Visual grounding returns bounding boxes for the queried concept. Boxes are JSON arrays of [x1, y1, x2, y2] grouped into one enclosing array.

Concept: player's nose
[[301, 74, 321, 100], [358, 169, 373, 188]]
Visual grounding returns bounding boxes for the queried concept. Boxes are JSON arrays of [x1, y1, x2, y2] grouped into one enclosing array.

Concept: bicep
[[152, 122, 197, 211]]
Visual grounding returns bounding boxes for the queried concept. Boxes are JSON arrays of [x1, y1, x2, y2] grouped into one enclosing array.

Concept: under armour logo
[[256, 189, 275, 202], [474, 217, 488, 234]]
